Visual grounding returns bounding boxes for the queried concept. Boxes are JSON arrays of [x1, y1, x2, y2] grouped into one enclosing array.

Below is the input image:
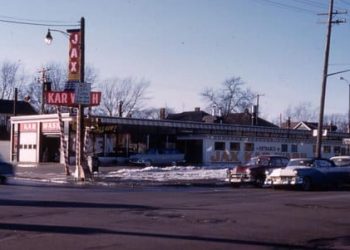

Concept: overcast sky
[[1, 0, 350, 120]]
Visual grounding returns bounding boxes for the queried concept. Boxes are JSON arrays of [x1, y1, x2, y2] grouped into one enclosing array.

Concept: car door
[[313, 159, 335, 186]]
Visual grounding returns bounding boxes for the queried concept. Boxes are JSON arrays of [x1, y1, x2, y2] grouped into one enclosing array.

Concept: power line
[[0, 15, 79, 27], [340, 0, 350, 6], [0, 18, 78, 27], [251, 0, 321, 14], [0, 14, 78, 25], [292, 0, 328, 10]]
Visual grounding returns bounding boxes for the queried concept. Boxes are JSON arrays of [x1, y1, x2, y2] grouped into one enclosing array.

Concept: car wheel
[[255, 177, 265, 188], [302, 177, 312, 191], [0, 176, 7, 184]]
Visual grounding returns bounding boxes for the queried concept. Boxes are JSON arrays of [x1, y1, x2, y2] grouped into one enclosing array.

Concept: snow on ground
[[103, 165, 229, 182]]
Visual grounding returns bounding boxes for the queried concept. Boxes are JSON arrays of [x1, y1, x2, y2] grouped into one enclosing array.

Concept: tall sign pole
[[77, 16, 87, 180], [67, 17, 89, 180]]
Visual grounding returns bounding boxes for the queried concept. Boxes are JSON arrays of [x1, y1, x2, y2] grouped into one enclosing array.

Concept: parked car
[[0, 159, 14, 184], [330, 155, 350, 167], [265, 158, 350, 191], [128, 148, 185, 166], [226, 155, 289, 187]]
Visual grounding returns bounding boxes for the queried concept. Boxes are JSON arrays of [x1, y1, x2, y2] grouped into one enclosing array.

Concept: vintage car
[[0, 159, 14, 184], [330, 156, 350, 167], [265, 158, 350, 191], [226, 155, 289, 187], [128, 148, 185, 166]]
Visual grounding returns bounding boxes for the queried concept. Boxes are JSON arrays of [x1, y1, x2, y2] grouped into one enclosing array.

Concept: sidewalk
[[13, 163, 132, 185], [14, 163, 76, 184]]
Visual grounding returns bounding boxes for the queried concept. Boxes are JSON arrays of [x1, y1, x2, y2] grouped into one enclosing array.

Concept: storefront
[[11, 113, 72, 163]]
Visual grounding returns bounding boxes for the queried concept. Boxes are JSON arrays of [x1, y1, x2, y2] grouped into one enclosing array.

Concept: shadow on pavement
[[0, 199, 158, 210], [0, 222, 317, 250]]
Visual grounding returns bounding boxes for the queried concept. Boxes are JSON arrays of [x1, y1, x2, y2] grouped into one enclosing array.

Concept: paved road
[[0, 178, 349, 250]]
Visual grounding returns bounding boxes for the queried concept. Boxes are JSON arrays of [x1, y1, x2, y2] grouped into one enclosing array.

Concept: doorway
[[41, 135, 60, 162]]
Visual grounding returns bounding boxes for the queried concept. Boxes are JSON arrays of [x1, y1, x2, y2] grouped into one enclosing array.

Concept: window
[[333, 146, 341, 155], [291, 144, 298, 153], [230, 142, 240, 151], [323, 146, 331, 154], [281, 144, 288, 153], [244, 143, 254, 152], [214, 142, 225, 150]]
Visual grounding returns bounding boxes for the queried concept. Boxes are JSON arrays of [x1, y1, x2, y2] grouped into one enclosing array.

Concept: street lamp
[[45, 17, 88, 181], [45, 28, 70, 44], [340, 76, 350, 133]]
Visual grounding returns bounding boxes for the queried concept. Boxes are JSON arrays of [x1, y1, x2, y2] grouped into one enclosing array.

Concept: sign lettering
[[45, 91, 101, 106], [20, 123, 37, 132], [42, 122, 60, 132], [67, 29, 81, 82]]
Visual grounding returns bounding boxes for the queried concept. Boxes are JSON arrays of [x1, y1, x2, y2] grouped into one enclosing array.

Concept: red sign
[[45, 91, 101, 106], [67, 29, 81, 82], [20, 123, 37, 132]]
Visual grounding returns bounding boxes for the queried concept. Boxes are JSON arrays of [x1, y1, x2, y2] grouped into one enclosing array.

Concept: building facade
[[10, 109, 350, 166]]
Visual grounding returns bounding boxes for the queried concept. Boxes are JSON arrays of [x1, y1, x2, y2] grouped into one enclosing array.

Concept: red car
[[227, 155, 289, 187]]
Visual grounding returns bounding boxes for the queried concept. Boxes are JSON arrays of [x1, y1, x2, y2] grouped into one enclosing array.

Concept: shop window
[[281, 144, 288, 152], [291, 144, 298, 153], [214, 142, 225, 150], [230, 142, 240, 151], [333, 146, 341, 155], [244, 143, 254, 152], [323, 146, 331, 154]]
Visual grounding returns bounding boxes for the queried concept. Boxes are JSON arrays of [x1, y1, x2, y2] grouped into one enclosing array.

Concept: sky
[[1, 0, 350, 121]]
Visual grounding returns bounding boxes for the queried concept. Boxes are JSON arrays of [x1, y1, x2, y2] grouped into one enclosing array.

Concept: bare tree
[[96, 77, 150, 117], [0, 61, 25, 100], [201, 77, 256, 115], [324, 113, 348, 132], [284, 102, 318, 122]]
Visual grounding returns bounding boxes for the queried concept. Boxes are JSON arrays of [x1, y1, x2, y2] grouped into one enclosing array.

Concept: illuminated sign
[[67, 29, 81, 82]]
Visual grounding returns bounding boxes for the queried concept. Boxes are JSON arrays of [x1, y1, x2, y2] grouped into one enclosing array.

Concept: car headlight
[[293, 170, 298, 176], [246, 168, 251, 175]]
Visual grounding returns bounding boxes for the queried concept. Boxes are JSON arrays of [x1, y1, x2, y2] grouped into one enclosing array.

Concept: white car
[[264, 158, 350, 191], [330, 156, 350, 167]]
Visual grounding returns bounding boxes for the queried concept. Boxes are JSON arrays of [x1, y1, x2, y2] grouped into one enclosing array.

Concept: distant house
[[166, 107, 277, 127], [0, 99, 37, 139], [281, 120, 337, 132], [166, 109, 210, 122]]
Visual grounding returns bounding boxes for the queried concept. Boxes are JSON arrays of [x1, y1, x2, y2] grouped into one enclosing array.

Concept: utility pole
[[316, 0, 346, 158], [38, 68, 51, 114]]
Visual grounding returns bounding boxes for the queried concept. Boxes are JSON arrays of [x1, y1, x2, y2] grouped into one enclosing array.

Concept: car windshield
[[287, 159, 313, 167]]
